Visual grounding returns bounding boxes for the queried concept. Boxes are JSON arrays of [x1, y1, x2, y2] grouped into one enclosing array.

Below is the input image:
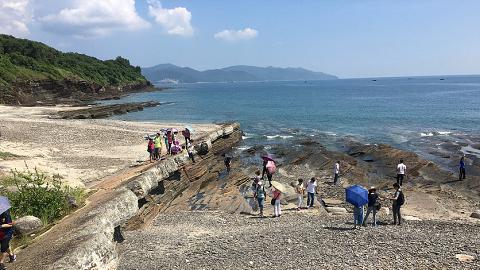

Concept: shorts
[[1, 237, 11, 253]]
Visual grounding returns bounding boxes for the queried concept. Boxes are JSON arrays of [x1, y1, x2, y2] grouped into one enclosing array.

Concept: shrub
[[0, 168, 86, 224]]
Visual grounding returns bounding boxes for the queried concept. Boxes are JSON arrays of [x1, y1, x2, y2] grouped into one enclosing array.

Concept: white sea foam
[[420, 131, 452, 137], [461, 145, 480, 158], [265, 135, 294, 140], [236, 146, 250, 151]]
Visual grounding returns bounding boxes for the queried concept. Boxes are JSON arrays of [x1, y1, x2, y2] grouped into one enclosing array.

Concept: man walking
[[396, 159, 407, 186], [333, 161, 340, 185]]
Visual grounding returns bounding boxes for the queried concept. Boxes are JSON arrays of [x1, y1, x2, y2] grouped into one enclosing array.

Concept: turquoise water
[[111, 76, 480, 160]]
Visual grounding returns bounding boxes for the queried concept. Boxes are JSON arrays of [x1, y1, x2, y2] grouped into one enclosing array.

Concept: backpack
[[266, 160, 276, 174], [397, 191, 405, 206]]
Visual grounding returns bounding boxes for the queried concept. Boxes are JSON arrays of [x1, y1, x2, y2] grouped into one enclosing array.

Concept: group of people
[[249, 156, 407, 226], [146, 127, 194, 163], [353, 183, 405, 228]]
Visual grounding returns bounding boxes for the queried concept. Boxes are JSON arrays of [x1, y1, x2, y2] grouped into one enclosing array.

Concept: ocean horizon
[[110, 75, 480, 170]]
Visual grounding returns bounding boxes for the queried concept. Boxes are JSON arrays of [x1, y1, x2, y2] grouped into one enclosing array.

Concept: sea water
[[110, 76, 480, 166]]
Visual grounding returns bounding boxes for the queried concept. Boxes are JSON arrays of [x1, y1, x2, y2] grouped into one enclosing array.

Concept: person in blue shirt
[[459, 156, 466, 181], [0, 210, 16, 269]]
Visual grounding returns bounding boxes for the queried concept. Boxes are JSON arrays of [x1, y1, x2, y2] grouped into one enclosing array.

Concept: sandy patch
[[0, 105, 219, 188]]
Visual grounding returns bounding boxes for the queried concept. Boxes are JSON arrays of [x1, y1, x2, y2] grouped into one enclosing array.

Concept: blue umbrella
[[0, 196, 11, 214], [345, 185, 368, 207]]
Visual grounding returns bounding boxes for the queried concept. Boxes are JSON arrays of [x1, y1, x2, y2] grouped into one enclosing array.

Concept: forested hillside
[[0, 35, 151, 105]]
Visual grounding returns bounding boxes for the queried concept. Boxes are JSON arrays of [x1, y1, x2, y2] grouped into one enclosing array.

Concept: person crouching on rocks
[[254, 180, 266, 217], [363, 187, 379, 227], [295, 178, 305, 211], [389, 183, 404, 225], [271, 187, 282, 218]]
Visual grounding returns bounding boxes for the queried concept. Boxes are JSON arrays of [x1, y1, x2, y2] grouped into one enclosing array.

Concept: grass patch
[[0, 168, 86, 224], [0, 151, 20, 160]]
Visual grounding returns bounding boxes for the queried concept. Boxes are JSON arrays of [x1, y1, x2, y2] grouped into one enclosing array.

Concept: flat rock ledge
[[56, 101, 160, 119], [12, 123, 241, 270]]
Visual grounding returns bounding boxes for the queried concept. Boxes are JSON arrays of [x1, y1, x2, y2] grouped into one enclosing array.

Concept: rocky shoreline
[[4, 78, 157, 106]]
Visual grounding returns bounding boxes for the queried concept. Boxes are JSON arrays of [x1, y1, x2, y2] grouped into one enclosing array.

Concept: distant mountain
[[142, 64, 337, 83]]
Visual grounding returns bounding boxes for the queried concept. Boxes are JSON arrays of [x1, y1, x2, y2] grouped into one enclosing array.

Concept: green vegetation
[[0, 168, 86, 224], [0, 151, 20, 160], [0, 34, 148, 102]]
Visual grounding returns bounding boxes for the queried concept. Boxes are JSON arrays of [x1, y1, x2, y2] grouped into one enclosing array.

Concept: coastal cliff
[[0, 34, 153, 105]]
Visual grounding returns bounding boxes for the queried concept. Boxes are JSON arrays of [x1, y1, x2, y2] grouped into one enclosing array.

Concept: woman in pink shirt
[[272, 188, 282, 217]]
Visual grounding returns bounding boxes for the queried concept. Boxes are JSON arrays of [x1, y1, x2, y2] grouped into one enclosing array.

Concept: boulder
[[403, 215, 422, 221], [14, 216, 43, 235], [325, 206, 348, 214], [470, 210, 480, 219], [455, 254, 476, 262]]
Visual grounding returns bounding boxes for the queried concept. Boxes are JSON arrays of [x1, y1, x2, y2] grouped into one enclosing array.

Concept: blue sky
[[1, 0, 480, 78]]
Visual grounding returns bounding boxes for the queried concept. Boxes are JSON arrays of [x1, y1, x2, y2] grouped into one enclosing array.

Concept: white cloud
[[214, 28, 258, 42], [0, 0, 32, 36], [147, 0, 193, 37], [40, 0, 149, 38]]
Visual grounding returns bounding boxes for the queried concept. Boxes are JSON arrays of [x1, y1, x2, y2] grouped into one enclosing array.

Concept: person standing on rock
[[167, 131, 174, 155], [182, 128, 191, 146], [363, 187, 379, 227], [396, 159, 407, 186], [261, 156, 276, 187], [389, 183, 404, 225], [187, 140, 195, 163], [254, 180, 267, 217], [0, 209, 16, 270], [459, 156, 466, 181], [271, 187, 282, 217], [223, 154, 232, 173], [333, 161, 340, 185], [147, 138, 155, 162], [306, 177, 318, 208], [295, 179, 305, 211], [153, 133, 163, 161]]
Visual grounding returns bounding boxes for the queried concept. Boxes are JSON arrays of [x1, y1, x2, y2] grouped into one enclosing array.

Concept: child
[[251, 170, 261, 191], [295, 179, 305, 211], [272, 187, 282, 218], [187, 140, 195, 163], [147, 138, 155, 162]]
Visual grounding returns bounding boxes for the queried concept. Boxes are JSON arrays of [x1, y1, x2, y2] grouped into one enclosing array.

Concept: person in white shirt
[[396, 159, 407, 186], [333, 161, 340, 185], [295, 179, 305, 211], [306, 177, 318, 208]]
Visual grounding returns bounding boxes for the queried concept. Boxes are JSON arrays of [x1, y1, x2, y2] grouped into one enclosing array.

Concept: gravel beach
[[118, 211, 480, 270]]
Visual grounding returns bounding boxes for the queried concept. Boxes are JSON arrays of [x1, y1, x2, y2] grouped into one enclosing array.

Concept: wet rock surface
[[118, 211, 480, 270]]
